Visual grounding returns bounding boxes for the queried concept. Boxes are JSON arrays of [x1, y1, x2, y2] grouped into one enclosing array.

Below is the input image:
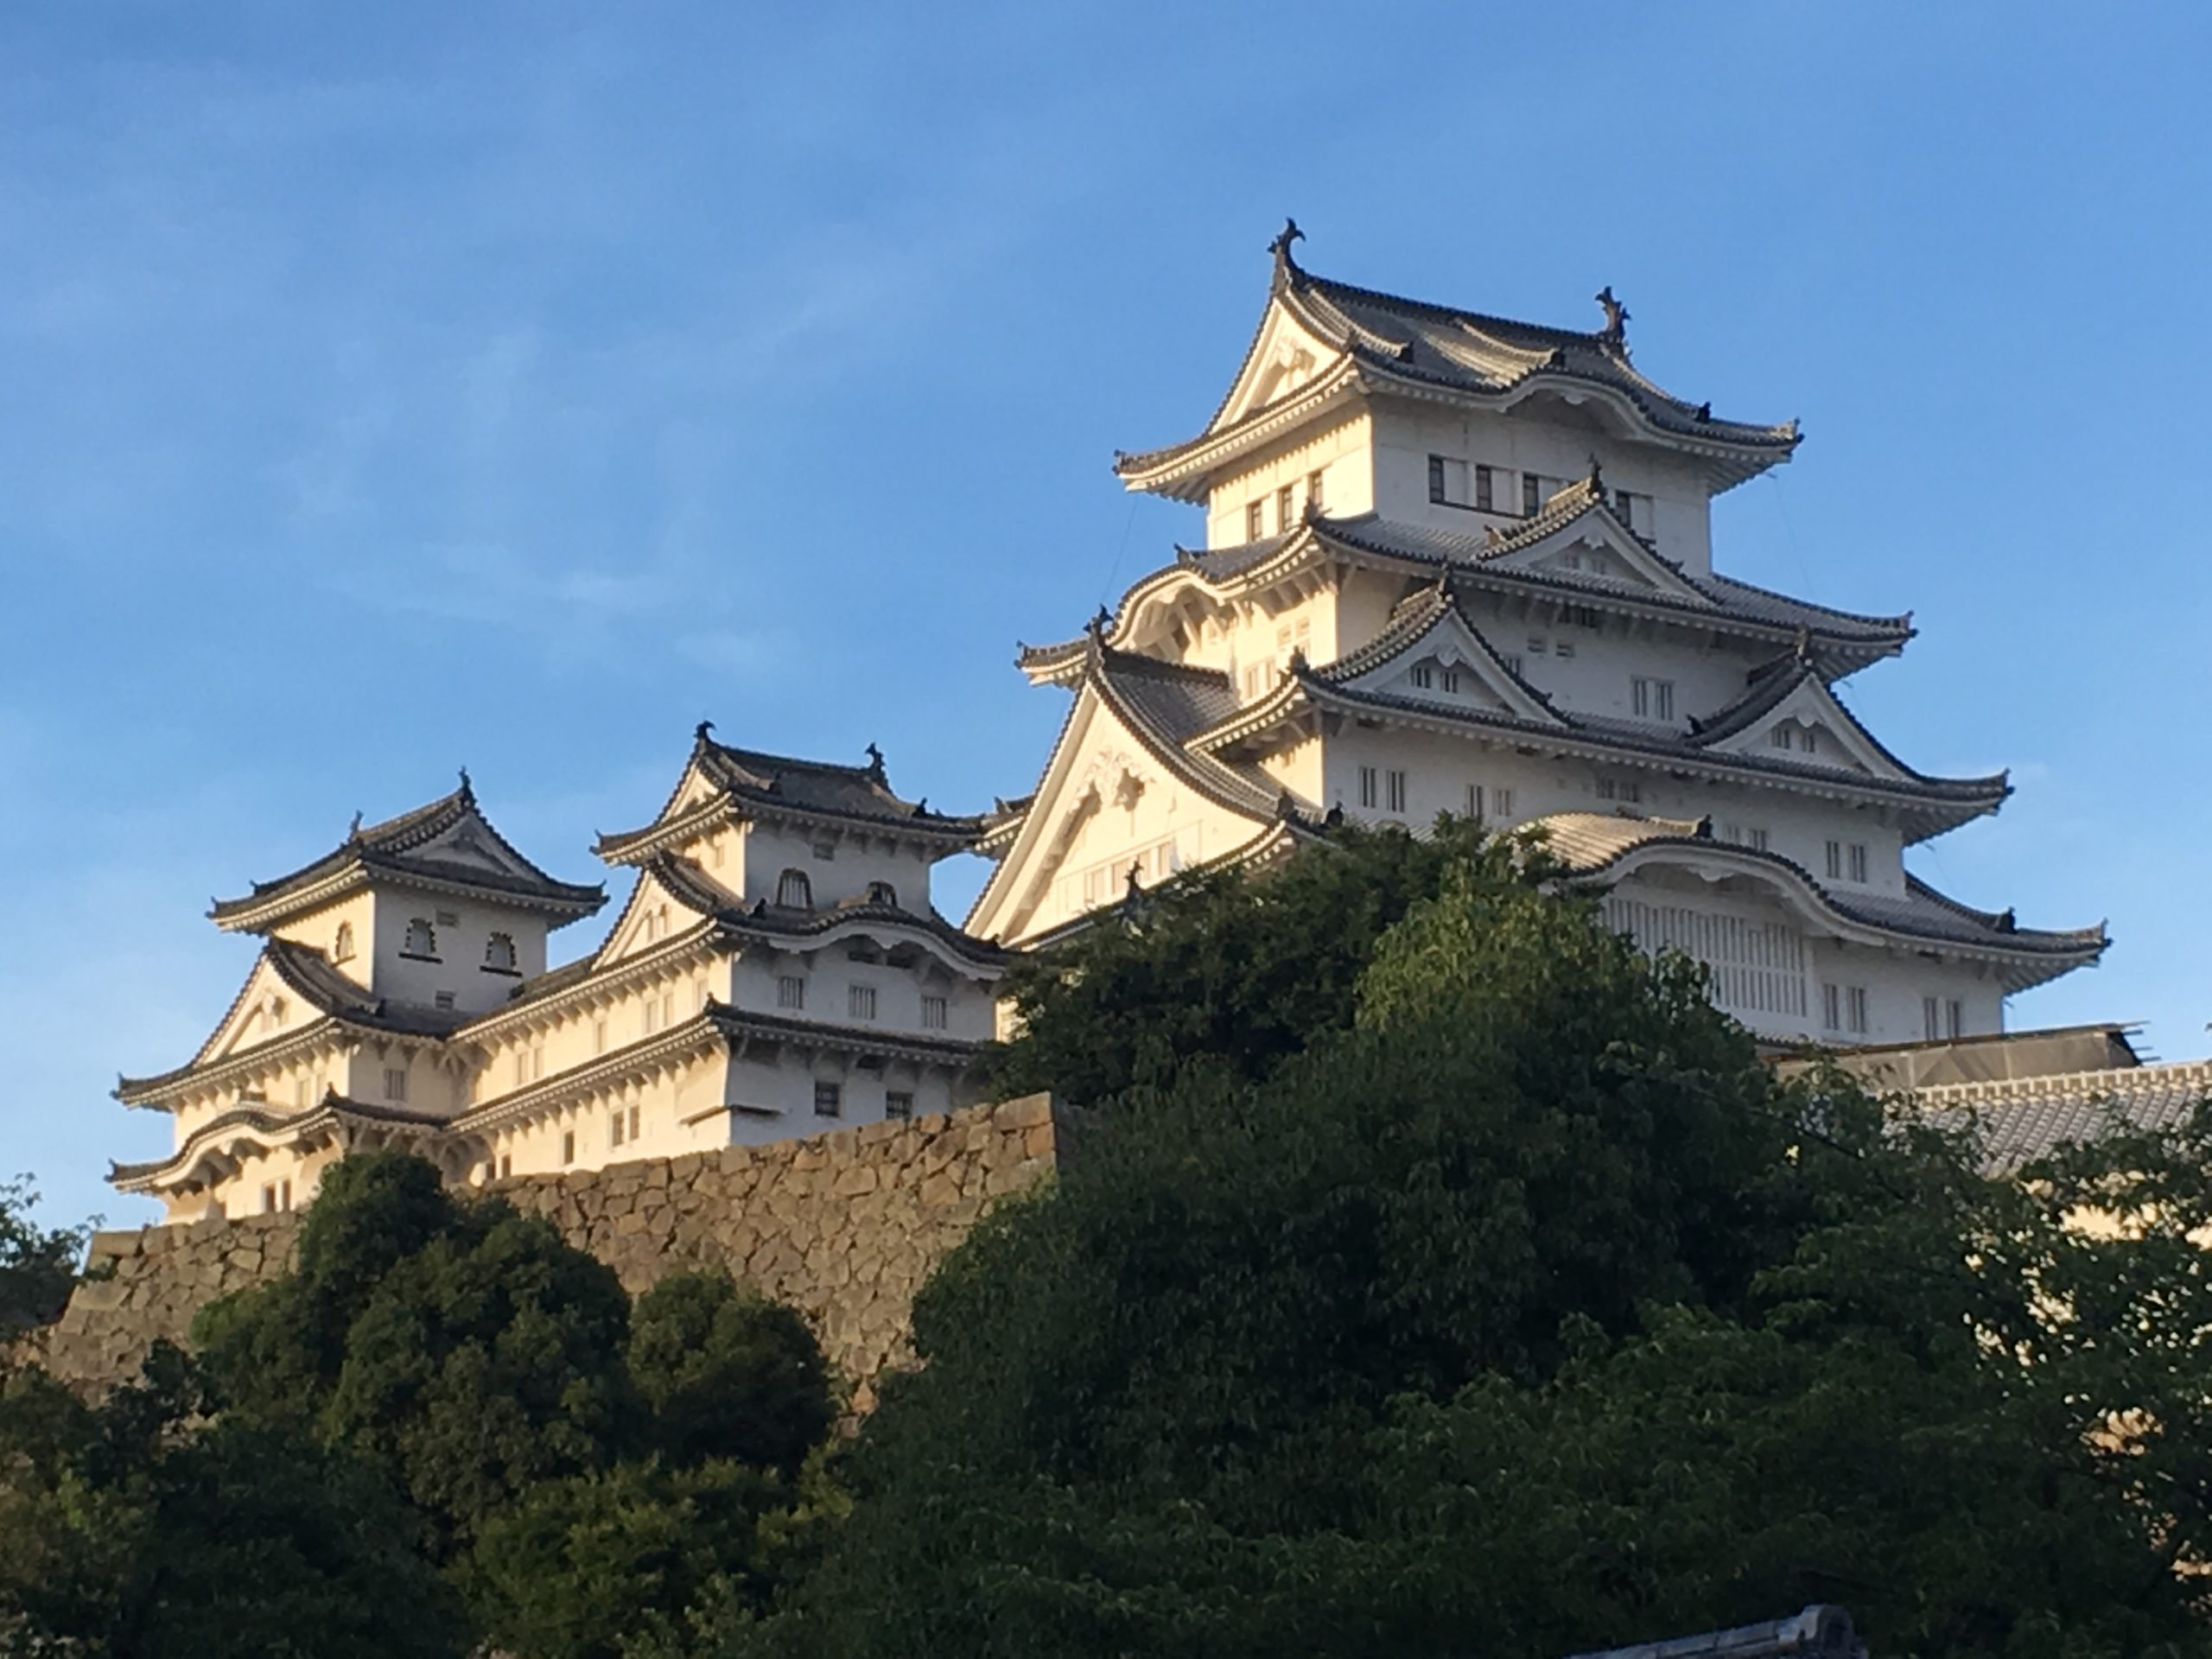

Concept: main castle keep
[[111, 229, 2108, 1226]]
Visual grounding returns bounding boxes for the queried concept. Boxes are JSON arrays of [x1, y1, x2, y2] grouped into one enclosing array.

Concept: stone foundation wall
[[31, 1095, 1060, 1407]]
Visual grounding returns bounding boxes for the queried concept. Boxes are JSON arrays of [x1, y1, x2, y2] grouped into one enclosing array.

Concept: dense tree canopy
[[9, 823, 2212, 1658], [716, 824, 2212, 1659]]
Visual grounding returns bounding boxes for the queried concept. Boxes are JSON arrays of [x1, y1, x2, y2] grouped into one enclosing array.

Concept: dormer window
[[867, 880, 898, 906], [402, 918, 438, 959], [483, 931, 518, 974], [332, 922, 355, 963], [1770, 724, 1795, 751], [778, 869, 813, 909]]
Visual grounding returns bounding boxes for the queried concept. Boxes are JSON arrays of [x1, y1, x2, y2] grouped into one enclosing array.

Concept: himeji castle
[[111, 228, 2117, 1222], [113, 735, 1006, 1221], [967, 224, 2105, 1041]]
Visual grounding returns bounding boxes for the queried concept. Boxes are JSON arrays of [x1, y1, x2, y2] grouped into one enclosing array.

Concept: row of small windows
[[1243, 470, 1327, 540], [814, 1080, 914, 1119], [1356, 766, 1521, 823], [1427, 455, 1649, 529], [1825, 840, 1871, 885], [776, 973, 946, 1028], [1820, 986, 1967, 1039], [1923, 996, 1967, 1041], [391, 916, 518, 972], [1770, 722, 1821, 756]]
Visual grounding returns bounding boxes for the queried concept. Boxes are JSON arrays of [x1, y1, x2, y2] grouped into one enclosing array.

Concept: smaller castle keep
[[111, 728, 1007, 1224]]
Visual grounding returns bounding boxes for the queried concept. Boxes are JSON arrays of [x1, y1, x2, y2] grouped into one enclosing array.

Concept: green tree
[[983, 817, 1503, 1104], [630, 1271, 838, 1476], [0, 1174, 92, 1340], [0, 1342, 467, 1659], [194, 1151, 634, 1556], [725, 839, 2212, 1659]]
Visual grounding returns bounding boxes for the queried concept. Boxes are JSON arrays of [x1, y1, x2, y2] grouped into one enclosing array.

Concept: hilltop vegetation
[[7, 821, 2212, 1657]]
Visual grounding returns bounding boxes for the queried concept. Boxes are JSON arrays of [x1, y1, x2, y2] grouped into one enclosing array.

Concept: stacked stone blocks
[[33, 1094, 1060, 1408]]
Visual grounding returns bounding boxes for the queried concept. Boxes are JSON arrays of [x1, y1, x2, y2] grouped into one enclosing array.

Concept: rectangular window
[[1825, 840, 1844, 880], [814, 1080, 842, 1118], [385, 1066, 408, 1103], [1276, 483, 1295, 531], [643, 1000, 662, 1036], [1554, 640, 1576, 660], [1306, 469, 1325, 511], [594, 1019, 607, 1054], [921, 995, 948, 1030], [1821, 983, 1841, 1032], [435, 909, 460, 928], [1847, 986, 1870, 1035], [849, 983, 878, 1021], [531, 1046, 545, 1083], [1440, 667, 1460, 693], [262, 1184, 277, 1214], [1847, 843, 1869, 884], [561, 1130, 575, 1165], [611, 1109, 626, 1148], [1468, 784, 1485, 819], [1385, 770, 1408, 814], [1357, 766, 1379, 809], [1505, 655, 1524, 677], [1597, 776, 1641, 804], [1614, 489, 1646, 531], [1428, 454, 1446, 503], [628, 1103, 640, 1140], [1564, 605, 1603, 630], [279, 1179, 291, 1211], [777, 976, 806, 1011], [1771, 725, 1795, 750], [434, 989, 455, 1011], [1494, 786, 1516, 818], [1528, 635, 1547, 655], [1747, 827, 1770, 851], [1923, 996, 1942, 1042], [886, 1090, 915, 1120], [1522, 471, 1541, 516], [1631, 678, 1675, 721], [499, 1154, 512, 1180], [1246, 500, 1265, 540], [811, 842, 836, 861], [1947, 1000, 1964, 1039], [1475, 464, 1494, 511], [1410, 663, 1434, 690]]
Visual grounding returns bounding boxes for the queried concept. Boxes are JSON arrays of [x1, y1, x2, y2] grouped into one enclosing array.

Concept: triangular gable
[[1484, 509, 1708, 605], [1211, 298, 1344, 433], [400, 804, 552, 885], [965, 681, 1270, 944], [1331, 602, 1564, 728], [1695, 676, 1909, 782], [594, 862, 726, 969], [190, 954, 320, 1069]]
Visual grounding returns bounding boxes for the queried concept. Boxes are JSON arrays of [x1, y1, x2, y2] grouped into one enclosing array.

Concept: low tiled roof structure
[[1559, 1605, 1864, 1659], [209, 777, 606, 931], [110, 1093, 450, 1192], [596, 729, 986, 861], [641, 852, 1012, 970], [1528, 811, 2105, 986], [1790, 1025, 2210, 1174]]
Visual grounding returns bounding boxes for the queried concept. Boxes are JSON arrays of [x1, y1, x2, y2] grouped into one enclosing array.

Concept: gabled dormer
[[208, 776, 605, 1015], [1112, 224, 1799, 575]]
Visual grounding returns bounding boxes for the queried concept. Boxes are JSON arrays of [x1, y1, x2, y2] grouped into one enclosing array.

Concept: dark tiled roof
[[1912, 1060, 2212, 1174], [1088, 644, 1287, 822], [596, 731, 986, 860], [111, 1094, 449, 1189], [1531, 810, 2106, 974], [1116, 251, 1799, 487], [707, 1003, 982, 1068], [630, 853, 1011, 969], [1559, 1605, 1863, 1659], [210, 779, 605, 927], [116, 940, 472, 1103]]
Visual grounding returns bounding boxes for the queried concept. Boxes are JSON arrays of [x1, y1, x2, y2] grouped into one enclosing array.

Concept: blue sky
[[6, 3, 2209, 1230]]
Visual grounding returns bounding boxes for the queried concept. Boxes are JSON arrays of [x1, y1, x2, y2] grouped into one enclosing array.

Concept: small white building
[[967, 226, 2104, 1042], [112, 733, 1006, 1221]]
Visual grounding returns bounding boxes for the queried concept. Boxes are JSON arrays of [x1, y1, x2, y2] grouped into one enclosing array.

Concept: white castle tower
[[968, 225, 2103, 1046], [113, 735, 1006, 1221]]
